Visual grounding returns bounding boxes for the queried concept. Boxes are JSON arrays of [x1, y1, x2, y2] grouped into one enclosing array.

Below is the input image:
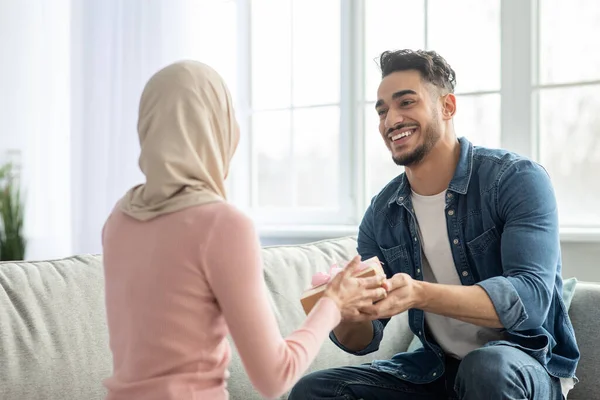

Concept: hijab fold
[[119, 61, 238, 221]]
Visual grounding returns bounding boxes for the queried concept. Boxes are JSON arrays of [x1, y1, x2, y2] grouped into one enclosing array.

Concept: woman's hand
[[323, 256, 388, 320]]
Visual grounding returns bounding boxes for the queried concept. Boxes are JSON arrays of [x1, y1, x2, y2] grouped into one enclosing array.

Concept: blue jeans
[[289, 346, 563, 400]]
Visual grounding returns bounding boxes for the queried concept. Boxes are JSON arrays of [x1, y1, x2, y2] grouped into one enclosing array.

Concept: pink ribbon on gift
[[311, 261, 370, 288]]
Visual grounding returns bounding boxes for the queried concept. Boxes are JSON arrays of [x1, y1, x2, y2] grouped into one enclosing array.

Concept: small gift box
[[299, 256, 385, 315]]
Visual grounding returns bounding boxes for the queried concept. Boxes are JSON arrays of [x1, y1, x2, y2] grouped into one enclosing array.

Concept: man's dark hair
[[379, 49, 456, 94]]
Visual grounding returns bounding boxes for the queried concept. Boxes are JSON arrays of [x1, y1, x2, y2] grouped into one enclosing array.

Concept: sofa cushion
[[0, 255, 111, 400]]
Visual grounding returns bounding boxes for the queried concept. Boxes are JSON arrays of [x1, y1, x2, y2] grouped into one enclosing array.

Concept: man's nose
[[385, 108, 404, 131]]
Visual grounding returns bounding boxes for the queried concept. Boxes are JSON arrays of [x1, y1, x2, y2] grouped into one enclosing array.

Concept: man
[[289, 49, 579, 399]]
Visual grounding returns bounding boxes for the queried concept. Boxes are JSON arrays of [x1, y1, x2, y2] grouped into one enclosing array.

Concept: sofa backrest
[[0, 255, 110, 400], [566, 281, 600, 399]]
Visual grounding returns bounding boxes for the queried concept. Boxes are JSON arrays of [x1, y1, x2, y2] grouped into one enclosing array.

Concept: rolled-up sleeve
[[477, 160, 559, 331], [329, 319, 386, 355]]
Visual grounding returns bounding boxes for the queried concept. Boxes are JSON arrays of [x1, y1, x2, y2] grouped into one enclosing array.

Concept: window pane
[[540, 0, 600, 84], [364, 103, 404, 198], [251, 0, 292, 110], [293, 107, 340, 207], [454, 94, 501, 148], [365, 0, 425, 102], [427, 0, 500, 93], [292, 0, 340, 107], [539, 86, 600, 226], [254, 110, 293, 207]]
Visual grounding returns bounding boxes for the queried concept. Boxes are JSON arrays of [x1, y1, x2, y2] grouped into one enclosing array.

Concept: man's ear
[[441, 93, 457, 120]]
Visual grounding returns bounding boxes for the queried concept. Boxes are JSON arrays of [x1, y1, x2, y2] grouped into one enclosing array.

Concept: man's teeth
[[391, 129, 415, 141]]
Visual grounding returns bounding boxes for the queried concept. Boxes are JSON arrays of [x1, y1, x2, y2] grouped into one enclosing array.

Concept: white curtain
[[0, 0, 72, 260], [0, 0, 237, 259]]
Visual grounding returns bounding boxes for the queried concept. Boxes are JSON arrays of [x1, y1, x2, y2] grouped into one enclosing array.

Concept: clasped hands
[[325, 256, 421, 322]]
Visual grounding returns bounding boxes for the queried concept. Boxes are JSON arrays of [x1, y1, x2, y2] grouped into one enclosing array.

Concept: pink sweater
[[102, 202, 341, 399]]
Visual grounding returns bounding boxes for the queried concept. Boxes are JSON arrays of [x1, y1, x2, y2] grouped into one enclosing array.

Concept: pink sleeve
[[204, 208, 341, 399]]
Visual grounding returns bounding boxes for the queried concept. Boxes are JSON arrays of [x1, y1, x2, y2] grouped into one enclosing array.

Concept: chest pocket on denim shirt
[[379, 244, 412, 276], [466, 226, 502, 279]]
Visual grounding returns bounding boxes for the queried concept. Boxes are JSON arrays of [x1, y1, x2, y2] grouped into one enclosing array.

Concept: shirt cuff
[[329, 319, 385, 356], [477, 276, 528, 331]]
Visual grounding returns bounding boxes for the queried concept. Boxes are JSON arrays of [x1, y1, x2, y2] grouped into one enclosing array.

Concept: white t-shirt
[[411, 189, 573, 397]]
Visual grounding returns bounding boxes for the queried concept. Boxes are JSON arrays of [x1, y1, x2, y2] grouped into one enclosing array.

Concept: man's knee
[[455, 346, 543, 398], [457, 346, 514, 383]]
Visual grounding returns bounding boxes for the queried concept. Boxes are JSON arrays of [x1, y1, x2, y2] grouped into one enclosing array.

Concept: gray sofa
[[0, 237, 598, 399]]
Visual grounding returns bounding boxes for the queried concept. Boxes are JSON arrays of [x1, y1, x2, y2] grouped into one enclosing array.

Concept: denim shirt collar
[[387, 136, 474, 207]]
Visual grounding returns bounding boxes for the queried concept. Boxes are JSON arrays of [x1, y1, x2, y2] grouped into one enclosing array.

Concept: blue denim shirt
[[331, 137, 580, 383]]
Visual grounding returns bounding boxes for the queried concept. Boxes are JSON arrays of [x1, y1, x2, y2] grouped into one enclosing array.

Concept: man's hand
[[323, 256, 389, 321], [359, 273, 421, 319], [360, 273, 503, 328]]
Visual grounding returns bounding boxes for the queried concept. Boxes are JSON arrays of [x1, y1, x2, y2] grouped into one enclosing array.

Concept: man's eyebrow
[[392, 89, 417, 100], [375, 89, 418, 109]]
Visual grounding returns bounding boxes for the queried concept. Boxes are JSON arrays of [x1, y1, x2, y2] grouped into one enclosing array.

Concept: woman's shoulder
[[190, 201, 255, 231], [103, 201, 256, 239], [199, 203, 260, 254]]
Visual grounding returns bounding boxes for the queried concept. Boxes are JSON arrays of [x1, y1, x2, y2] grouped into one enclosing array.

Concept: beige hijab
[[119, 61, 238, 221]]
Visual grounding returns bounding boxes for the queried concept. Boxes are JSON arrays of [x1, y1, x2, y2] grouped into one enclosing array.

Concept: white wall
[[560, 242, 600, 282]]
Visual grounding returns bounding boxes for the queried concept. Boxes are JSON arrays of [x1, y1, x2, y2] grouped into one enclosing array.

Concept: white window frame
[[503, 0, 600, 241], [229, 0, 600, 242], [231, 0, 357, 229]]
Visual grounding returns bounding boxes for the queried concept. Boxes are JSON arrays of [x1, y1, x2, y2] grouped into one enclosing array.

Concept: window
[[537, 0, 600, 227], [233, 0, 349, 225], [229, 0, 600, 233]]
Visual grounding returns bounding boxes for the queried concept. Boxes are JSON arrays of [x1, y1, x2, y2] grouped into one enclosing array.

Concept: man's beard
[[392, 121, 440, 167]]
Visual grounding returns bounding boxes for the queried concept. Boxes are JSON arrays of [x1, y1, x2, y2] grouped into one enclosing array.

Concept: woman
[[102, 61, 387, 400]]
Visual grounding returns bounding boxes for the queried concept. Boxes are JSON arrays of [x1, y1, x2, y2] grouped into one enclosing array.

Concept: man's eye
[[401, 100, 414, 106], [377, 109, 387, 116]]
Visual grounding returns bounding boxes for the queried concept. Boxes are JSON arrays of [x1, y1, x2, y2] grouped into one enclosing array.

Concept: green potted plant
[[0, 162, 26, 261]]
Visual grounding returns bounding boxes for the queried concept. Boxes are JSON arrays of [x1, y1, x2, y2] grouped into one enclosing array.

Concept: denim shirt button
[[399, 196, 404, 201], [453, 238, 459, 245], [414, 237, 418, 242], [418, 331, 422, 336], [447, 193, 453, 198], [417, 268, 421, 274], [462, 271, 469, 277], [448, 209, 455, 216], [432, 372, 437, 377]]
